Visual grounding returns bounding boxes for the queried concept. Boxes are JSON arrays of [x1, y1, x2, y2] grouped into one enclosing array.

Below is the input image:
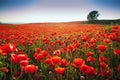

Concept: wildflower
[[67, 44, 75, 51], [24, 65, 38, 74], [89, 38, 97, 44], [34, 53, 44, 61], [84, 42, 89, 48], [75, 42, 81, 48], [80, 64, 97, 76], [103, 39, 111, 44], [4, 67, 9, 73], [113, 26, 119, 29], [55, 67, 65, 75], [108, 34, 116, 40], [100, 68, 105, 77], [82, 36, 88, 42], [35, 48, 41, 53], [100, 62, 108, 69], [59, 59, 70, 67], [52, 56, 61, 65], [99, 56, 108, 63], [0, 49, 6, 56], [114, 49, 120, 56], [0, 49, 3, 54], [44, 58, 52, 65], [20, 60, 29, 67], [86, 52, 93, 57], [98, 45, 107, 53], [53, 50, 61, 56], [73, 58, 85, 68], [41, 50, 48, 57], [10, 54, 29, 64], [0, 43, 17, 55], [87, 56, 96, 63], [100, 67, 112, 77]]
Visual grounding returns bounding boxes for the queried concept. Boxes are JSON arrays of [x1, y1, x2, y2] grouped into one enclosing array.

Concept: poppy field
[[0, 23, 120, 80]]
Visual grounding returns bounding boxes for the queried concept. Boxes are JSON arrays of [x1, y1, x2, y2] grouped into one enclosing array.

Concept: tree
[[87, 10, 99, 21]]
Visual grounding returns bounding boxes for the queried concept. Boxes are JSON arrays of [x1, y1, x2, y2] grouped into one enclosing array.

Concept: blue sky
[[0, 0, 120, 23]]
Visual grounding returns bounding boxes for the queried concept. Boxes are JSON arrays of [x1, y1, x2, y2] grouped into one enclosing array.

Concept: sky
[[0, 0, 120, 23]]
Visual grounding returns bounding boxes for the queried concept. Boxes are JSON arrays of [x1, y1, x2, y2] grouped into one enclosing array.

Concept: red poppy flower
[[105, 68, 112, 77], [55, 67, 65, 75], [100, 68, 112, 77], [86, 52, 93, 57], [20, 60, 29, 67], [10, 54, 29, 64], [82, 36, 88, 42], [35, 54, 44, 61], [44, 58, 52, 65], [114, 49, 120, 56], [75, 42, 81, 48], [17, 54, 29, 63], [59, 59, 70, 67], [4, 67, 9, 73], [53, 50, 61, 56], [67, 44, 75, 51], [52, 56, 61, 65], [80, 64, 97, 76], [100, 62, 108, 69], [103, 39, 111, 44], [89, 38, 97, 44], [100, 68, 105, 77], [35, 48, 41, 53], [87, 56, 96, 63], [33, 53, 38, 58], [108, 34, 116, 40], [99, 56, 108, 63], [73, 58, 85, 68], [113, 26, 119, 29], [0, 49, 3, 54], [98, 45, 107, 53], [43, 37, 49, 44], [84, 42, 89, 49], [0, 49, 7, 56], [24, 65, 38, 74], [10, 54, 19, 64], [41, 50, 48, 57], [0, 43, 17, 54]]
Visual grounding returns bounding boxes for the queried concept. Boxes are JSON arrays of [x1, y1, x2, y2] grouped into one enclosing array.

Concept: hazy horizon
[[0, 0, 120, 23]]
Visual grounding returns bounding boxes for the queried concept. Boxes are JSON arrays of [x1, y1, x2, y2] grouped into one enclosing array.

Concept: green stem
[[58, 75, 63, 80], [10, 62, 13, 80], [28, 73, 33, 80]]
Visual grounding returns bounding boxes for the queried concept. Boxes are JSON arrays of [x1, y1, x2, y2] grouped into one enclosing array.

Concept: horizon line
[[0, 18, 120, 24]]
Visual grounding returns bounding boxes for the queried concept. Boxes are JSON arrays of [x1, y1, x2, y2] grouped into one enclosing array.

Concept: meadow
[[0, 22, 120, 80]]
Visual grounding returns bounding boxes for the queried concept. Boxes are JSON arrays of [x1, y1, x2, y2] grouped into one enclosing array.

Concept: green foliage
[[87, 10, 99, 21], [82, 19, 120, 25], [104, 26, 112, 32]]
